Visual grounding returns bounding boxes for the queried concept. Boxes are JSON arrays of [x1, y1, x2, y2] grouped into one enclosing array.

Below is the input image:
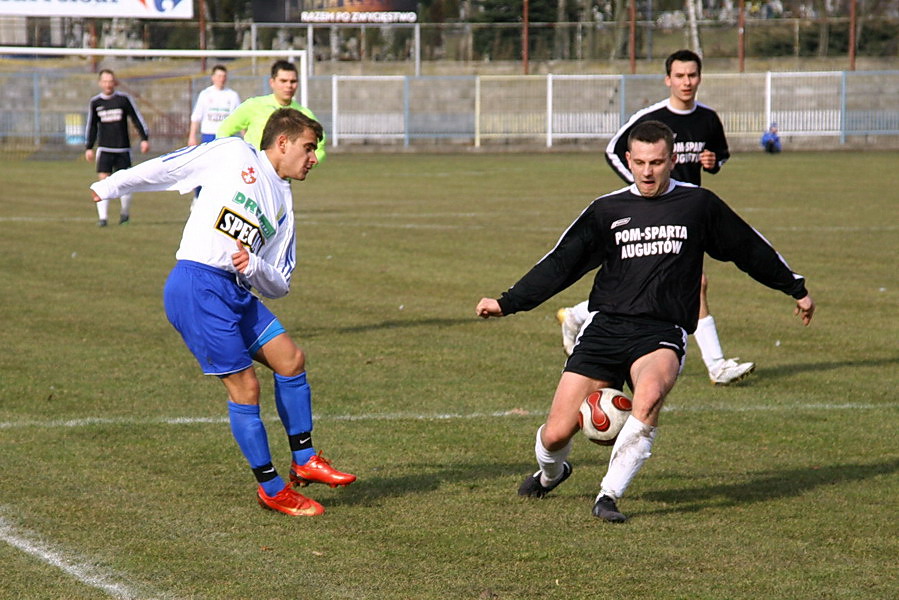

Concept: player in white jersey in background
[[188, 64, 241, 146], [90, 109, 355, 517], [557, 50, 754, 386]]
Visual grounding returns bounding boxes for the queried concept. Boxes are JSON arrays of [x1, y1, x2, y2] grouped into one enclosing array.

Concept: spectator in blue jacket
[[761, 122, 781, 153]]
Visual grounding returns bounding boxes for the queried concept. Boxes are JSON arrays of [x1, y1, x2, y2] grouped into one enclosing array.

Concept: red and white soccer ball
[[578, 388, 633, 446]]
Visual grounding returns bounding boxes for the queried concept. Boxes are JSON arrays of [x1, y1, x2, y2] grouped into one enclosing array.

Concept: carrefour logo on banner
[[0, 0, 194, 20], [140, 0, 182, 12], [138, 0, 189, 13]]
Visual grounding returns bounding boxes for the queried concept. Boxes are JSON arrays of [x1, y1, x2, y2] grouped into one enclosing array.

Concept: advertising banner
[[301, 0, 417, 23], [0, 0, 194, 20]]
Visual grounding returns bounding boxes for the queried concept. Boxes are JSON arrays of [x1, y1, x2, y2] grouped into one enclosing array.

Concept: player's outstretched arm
[[476, 298, 504, 319], [794, 295, 815, 326]]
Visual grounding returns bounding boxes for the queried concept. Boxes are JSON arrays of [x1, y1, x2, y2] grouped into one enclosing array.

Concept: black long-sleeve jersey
[[84, 91, 149, 152], [497, 182, 807, 333], [605, 99, 730, 186]]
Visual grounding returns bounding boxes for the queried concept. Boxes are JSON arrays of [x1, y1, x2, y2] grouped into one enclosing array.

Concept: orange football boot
[[290, 452, 357, 488], [257, 484, 325, 516]]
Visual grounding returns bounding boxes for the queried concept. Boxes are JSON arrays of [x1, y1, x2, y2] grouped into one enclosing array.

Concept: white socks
[[533, 415, 658, 500], [120, 193, 132, 217], [599, 415, 657, 500], [693, 315, 724, 370], [534, 425, 572, 487], [95, 196, 131, 220], [96, 198, 109, 221]]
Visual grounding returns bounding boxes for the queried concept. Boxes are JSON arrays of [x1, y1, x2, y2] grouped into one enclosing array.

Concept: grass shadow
[[634, 458, 899, 517], [322, 460, 537, 507], [297, 317, 476, 338], [748, 356, 899, 381]]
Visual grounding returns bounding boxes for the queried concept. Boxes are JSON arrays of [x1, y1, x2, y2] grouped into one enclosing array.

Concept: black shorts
[[96, 149, 132, 174], [564, 313, 687, 390]]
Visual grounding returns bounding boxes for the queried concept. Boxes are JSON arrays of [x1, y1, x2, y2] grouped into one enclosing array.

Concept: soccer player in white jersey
[[557, 50, 755, 386], [477, 120, 815, 522], [188, 64, 241, 146], [90, 109, 355, 517]]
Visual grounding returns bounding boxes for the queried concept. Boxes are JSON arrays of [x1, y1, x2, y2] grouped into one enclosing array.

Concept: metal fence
[[317, 71, 899, 148], [2, 69, 898, 154]]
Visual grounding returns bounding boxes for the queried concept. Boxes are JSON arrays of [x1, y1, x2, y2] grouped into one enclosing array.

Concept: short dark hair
[[98, 69, 115, 79], [665, 49, 702, 76], [270, 59, 297, 79], [211, 64, 227, 74], [260, 108, 323, 150], [627, 120, 675, 154]]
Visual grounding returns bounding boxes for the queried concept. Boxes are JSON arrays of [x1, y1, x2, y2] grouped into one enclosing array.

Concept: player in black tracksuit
[[84, 69, 150, 226], [552, 49, 750, 387], [605, 98, 729, 186], [476, 121, 815, 522]]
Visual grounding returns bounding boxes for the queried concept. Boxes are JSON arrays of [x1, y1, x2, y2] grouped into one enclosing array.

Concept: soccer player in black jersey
[[558, 50, 754, 385], [84, 69, 150, 227], [604, 50, 729, 186], [477, 121, 815, 522]]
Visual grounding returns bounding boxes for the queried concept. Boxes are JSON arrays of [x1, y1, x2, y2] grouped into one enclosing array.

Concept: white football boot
[[709, 358, 756, 385]]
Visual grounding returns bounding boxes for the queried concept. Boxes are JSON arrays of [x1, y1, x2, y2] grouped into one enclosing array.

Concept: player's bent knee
[[630, 386, 670, 423], [630, 403, 660, 424], [541, 421, 577, 450], [222, 368, 262, 405], [279, 346, 306, 377]]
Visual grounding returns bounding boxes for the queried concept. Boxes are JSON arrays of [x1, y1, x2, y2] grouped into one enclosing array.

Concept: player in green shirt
[[217, 60, 326, 163]]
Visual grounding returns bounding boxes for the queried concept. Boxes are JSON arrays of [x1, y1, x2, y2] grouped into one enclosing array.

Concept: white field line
[[0, 401, 892, 598], [0, 514, 168, 600], [0, 402, 895, 431]]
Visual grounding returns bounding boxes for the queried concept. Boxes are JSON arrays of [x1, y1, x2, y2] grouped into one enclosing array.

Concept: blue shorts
[[201, 133, 216, 143], [564, 313, 687, 391], [163, 260, 286, 376]]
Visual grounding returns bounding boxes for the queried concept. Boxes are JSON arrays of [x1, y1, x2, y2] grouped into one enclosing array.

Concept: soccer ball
[[578, 388, 633, 446]]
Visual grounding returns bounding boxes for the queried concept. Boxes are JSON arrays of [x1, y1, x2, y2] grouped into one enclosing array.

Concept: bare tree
[[685, 0, 702, 55], [610, 0, 629, 60], [556, 0, 569, 59], [814, 0, 829, 56]]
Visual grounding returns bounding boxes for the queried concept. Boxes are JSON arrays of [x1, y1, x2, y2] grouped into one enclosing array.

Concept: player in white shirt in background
[[188, 64, 241, 146], [90, 109, 356, 517]]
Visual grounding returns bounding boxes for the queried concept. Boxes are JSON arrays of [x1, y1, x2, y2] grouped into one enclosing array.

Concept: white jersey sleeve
[[90, 137, 296, 299]]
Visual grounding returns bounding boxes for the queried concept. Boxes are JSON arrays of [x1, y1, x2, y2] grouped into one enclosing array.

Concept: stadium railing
[[2, 68, 898, 154]]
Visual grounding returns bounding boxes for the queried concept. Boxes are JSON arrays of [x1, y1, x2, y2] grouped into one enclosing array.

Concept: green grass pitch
[[1, 149, 897, 599]]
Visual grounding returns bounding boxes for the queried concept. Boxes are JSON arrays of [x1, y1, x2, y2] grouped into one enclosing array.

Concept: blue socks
[[274, 372, 316, 466], [227, 401, 285, 497], [228, 372, 316, 496]]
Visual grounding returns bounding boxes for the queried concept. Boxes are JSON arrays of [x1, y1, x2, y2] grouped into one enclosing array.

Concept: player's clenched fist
[[232, 239, 250, 273], [476, 298, 503, 319]]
